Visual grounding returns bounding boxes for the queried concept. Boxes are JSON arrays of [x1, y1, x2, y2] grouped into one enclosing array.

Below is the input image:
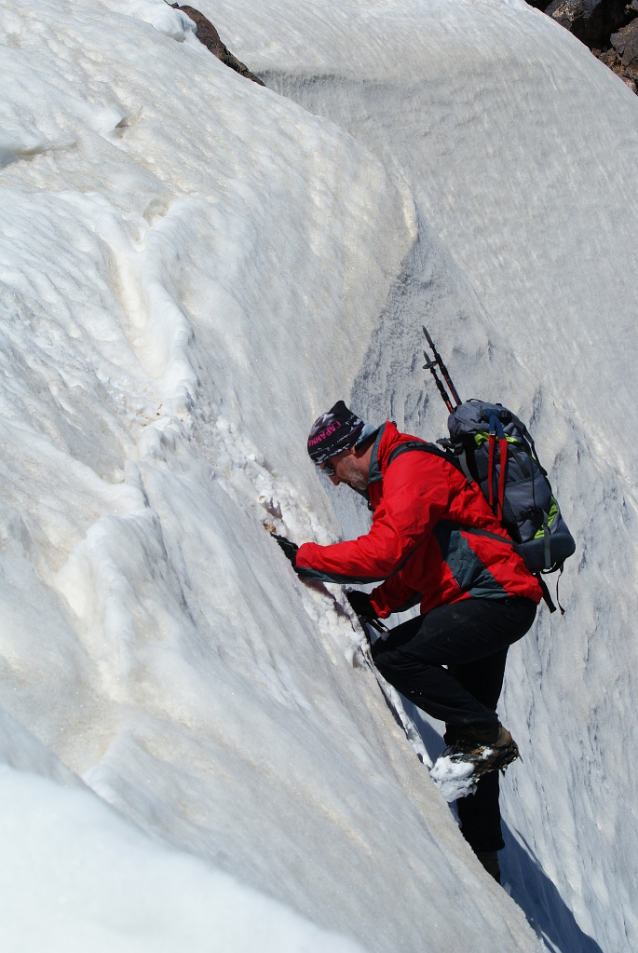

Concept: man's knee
[[370, 644, 402, 681], [372, 645, 437, 694]]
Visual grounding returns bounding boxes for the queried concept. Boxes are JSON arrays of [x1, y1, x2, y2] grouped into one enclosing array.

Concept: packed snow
[[1, 0, 636, 951], [429, 755, 479, 804], [0, 711, 370, 953]]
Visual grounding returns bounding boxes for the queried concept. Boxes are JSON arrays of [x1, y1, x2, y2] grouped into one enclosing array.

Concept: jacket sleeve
[[295, 452, 451, 585], [370, 576, 421, 619]]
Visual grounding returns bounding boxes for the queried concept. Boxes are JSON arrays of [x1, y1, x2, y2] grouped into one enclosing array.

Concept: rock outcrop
[[531, 0, 638, 93], [170, 3, 266, 86], [593, 19, 638, 91], [544, 0, 626, 46], [610, 16, 638, 67]]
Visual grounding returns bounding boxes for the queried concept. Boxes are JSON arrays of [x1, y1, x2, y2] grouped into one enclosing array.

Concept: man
[[276, 400, 541, 882]]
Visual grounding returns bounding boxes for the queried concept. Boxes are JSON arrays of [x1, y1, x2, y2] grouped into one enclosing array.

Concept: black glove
[[273, 534, 299, 567], [346, 590, 388, 634], [346, 590, 377, 621]]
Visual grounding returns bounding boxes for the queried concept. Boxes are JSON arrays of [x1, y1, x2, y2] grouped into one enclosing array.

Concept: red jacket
[[296, 422, 542, 617]]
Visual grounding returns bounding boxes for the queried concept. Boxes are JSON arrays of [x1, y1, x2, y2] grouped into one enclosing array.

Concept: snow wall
[[207, 1, 638, 950], [0, 0, 636, 951]]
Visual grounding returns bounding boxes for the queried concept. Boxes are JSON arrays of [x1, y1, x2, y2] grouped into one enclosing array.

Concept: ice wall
[[0, 1, 543, 951], [202, 0, 638, 949]]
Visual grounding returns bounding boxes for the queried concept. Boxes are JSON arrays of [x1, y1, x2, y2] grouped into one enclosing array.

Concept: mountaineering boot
[[441, 724, 519, 776], [475, 850, 501, 884]]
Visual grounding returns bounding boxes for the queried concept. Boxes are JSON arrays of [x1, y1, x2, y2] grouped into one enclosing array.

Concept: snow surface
[[430, 754, 479, 804], [1, 0, 635, 950], [0, 710, 368, 953]]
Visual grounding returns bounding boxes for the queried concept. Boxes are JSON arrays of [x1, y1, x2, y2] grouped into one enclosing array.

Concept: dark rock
[[611, 17, 638, 65], [524, 0, 638, 92], [545, 0, 588, 40], [592, 32, 638, 90], [597, 46, 623, 64], [170, 3, 266, 86], [545, 0, 626, 45]]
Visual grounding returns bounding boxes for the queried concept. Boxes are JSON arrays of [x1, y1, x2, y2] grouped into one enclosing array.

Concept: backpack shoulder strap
[[387, 440, 463, 472]]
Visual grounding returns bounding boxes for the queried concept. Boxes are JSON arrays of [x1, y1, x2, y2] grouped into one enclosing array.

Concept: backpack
[[442, 399, 575, 611], [413, 327, 575, 612]]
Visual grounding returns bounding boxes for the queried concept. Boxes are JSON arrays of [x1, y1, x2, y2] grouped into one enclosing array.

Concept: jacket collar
[[367, 420, 412, 485], [367, 424, 386, 485]]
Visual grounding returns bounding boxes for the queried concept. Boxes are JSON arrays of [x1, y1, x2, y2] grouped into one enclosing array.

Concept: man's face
[[320, 447, 368, 490]]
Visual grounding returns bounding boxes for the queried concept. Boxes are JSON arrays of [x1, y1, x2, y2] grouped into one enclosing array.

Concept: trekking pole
[[422, 326, 462, 410], [423, 355, 455, 413]]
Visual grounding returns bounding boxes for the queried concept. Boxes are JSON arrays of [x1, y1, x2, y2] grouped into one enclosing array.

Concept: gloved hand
[[273, 534, 299, 567], [346, 589, 377, 621], [346, 589, 387, 634]]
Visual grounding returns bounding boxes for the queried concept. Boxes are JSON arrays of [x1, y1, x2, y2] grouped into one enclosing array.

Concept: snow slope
[[0, 1, 544, 952], [203, 1, 638, 950], [0, 711, 371, 953]]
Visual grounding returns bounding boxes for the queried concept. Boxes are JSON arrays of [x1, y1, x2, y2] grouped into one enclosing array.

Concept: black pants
[[371, 597, 536, 852]]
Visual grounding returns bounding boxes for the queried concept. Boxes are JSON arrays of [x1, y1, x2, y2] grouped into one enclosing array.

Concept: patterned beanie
[[307, 401, 365, 465]]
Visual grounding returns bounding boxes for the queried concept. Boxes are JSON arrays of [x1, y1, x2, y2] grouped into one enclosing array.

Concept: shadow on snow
[[402, 700, 604, 953]]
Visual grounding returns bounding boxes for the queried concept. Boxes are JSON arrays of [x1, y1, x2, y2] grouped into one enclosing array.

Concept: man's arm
[[295, 452, 451, 585], [370, 576, 422, 619]]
